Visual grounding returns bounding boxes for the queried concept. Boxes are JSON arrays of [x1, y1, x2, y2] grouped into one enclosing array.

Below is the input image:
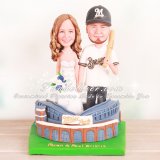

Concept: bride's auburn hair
[[50, 14, 82, 61]]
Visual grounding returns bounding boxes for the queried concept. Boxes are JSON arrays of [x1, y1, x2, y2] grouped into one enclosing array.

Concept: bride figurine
[[49, 14, 83, 114]]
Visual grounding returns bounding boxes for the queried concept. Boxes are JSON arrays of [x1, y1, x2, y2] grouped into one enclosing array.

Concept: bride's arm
[[56, 58, 61, 74]]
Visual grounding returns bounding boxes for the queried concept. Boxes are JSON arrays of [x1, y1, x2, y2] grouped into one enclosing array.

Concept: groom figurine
[[79, 5, 119, 110]]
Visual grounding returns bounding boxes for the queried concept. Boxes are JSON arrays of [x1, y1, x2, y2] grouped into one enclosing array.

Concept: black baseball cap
[[86, 5, 111, 26]]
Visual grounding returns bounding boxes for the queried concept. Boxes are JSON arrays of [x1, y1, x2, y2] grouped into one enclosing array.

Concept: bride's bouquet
[[51, 72, 66, 93]]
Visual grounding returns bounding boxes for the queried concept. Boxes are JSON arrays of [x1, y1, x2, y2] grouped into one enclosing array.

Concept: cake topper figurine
[[29, 5, 125, 156], [78, 5, 119, 110]]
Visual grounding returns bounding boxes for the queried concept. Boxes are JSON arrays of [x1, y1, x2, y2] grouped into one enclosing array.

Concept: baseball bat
[[103, 30, 115, 68]]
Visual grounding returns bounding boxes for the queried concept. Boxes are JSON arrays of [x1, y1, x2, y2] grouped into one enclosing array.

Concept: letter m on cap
[[94, 8, 104, 18]]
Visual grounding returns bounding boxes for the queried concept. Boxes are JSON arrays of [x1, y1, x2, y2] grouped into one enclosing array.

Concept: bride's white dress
[[57, 60, 83, 115]]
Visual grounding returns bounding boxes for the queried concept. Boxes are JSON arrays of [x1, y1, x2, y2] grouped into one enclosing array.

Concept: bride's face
[[58, 19, 76, 48]]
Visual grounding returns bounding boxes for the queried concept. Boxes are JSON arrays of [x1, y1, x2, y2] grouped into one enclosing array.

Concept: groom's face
[[86, 22, 110, 44]]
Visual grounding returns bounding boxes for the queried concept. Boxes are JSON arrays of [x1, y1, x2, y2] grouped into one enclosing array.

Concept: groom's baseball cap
[[86, 5, 111, 26]]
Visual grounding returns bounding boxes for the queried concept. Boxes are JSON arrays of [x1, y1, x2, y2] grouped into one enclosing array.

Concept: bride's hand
[[77, 84, 83, 92]]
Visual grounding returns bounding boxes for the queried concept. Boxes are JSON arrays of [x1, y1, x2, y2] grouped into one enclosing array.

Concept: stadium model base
[[28, 121, 126, 156]]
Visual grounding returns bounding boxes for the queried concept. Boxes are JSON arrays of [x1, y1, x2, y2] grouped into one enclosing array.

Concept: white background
[[0, 0, 160, 120]]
